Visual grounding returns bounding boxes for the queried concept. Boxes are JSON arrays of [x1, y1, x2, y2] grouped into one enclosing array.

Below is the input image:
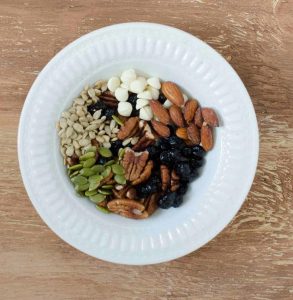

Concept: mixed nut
[[57, 69, 219, 219]]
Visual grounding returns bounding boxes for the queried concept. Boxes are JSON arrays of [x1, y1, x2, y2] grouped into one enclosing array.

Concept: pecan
[[117, 117, 139, 140], [100, 171, 114, 185], [91, 138, 100, 147], [97, 200, 107, 208], [144, 193, 159, 217], [107, 199, 148, 219], [122, 148, 149, 182], [132, 160, 153, 185], [160, 165, 170, 192], [68, 153, 79, 166], [170, 170, 180, 192], [99, 91, 118, 108], [113, 185, 131, 198], [126, 187, 137, 199]]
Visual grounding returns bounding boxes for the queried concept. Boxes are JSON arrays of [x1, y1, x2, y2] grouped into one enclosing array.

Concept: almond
[[201, 108, 219, 127], [149, 100, 170, 125], [169, 105, 185, 127], [151, 120, 170, 138], [176, 127, 188, 140], [194, 107, 203, 128], [201, 123, 213, 151], [184, 99, 198, 123], [187, 123, 200, 145], [161, 81, 184, 106]]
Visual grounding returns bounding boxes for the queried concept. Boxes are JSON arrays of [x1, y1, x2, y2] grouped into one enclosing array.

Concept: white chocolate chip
[[130, 78, 147, 94], [115, 87, 129, 102], [163, 99, 173, 108], [121, 69, 136, 83], [136, 98, 149, 110], [137, 90, 152, 100], [147, 77, 161, 89], [148, 86, 160, 100], [118, 102, 133, 116], [139, 106, 153, 121], [107, 76, 120, 92], [120, 82, 130, 90]]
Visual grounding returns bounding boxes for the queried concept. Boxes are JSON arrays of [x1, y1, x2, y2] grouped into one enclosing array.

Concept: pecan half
[[126, 187, 137, 199], [100, 171, 114, 185], [132, 160, 153, 185], [170, 170, 180, 192], [117, 117, 139, 140], [132, 122, 155, 151], [107, 199, 148, 219], [122, 148, 149, 182], [160, 165, 170, 192], [144, 193, 159, 217], [99, 91, 118, 108]]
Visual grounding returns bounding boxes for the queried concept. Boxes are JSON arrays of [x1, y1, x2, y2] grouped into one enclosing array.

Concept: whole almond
[[194, 107, 203, 128], [149, 100, 170, 125], [184, 99, 198, 123], [151, 120, 170, 138], [187, 123, 200, 145], [176, 127, 188, 140], [201, 108, 219, 127], [161, 82, 184, 106], [169, 105, 185, 127], [201, 123, 213, 151]]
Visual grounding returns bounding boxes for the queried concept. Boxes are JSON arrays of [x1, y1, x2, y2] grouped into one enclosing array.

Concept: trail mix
[[56, 69, 219, 219]]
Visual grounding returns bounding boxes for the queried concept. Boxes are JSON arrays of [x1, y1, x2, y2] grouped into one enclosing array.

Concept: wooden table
[[1, 0, 292, 299]]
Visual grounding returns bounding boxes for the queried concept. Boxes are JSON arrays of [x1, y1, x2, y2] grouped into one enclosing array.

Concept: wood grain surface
[[0, 0, 292, 299]]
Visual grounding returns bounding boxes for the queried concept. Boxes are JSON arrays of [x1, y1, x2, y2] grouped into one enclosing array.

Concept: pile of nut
[[57, 69, 219, 219]]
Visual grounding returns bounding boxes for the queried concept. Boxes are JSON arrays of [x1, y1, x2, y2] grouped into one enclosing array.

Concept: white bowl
[[18, 22, 259, 265]]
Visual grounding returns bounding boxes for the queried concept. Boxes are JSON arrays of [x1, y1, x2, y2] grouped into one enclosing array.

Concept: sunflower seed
[[94, 89, 101, 96], [81, 91, 88, 100], [88, 88, 96, 99], [79, 138, 90, 147], [66, 146, 74, 156], [112, 128, 120, 133], [111, 137, 118, 141], [73, 123, 83, 133], [93, 110, 102, 120], [81, 121, 89, 128], [102, 135, 110, 142], [131, 137, 139, 145], [66, 127, 73, 138], [122, 137, 132, 146], [75, 98, 85, 106], [58, 128, 65, 137], [96, 136, 104, 143], [103, 142, 111, 149], [98, 130, 106, 136], [105, 126, 111, 136], [62, 112, 70, 118], [110, 120, 116, 130], [70, 114, 78, 122], [89, 131, 96, 139], [76, 109, 85, 117], [73, 140, 80, 149], [86, 124, 98, 131], [60, 118, 67, 129], [67, 120, 74, 126], [99, 123, 105, 130]]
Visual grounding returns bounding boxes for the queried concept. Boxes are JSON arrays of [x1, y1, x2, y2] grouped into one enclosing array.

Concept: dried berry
[[172, 195, 184, 208], [128, 93, 139, 116], [146, 146, 160, 159], [167, 136, 185, 149], [110, 140, 123, 156], [158, 93, 167, 104], [191, 145, 206, 158], [174, 162, 191, 180], [158, 192, 177, 209], [177, 183, 188, 196], [182, 147, 192, 157], [104, 108, 116, 120], [87, 101, 106, 115]]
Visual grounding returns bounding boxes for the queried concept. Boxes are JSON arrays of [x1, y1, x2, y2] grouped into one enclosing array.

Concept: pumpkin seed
[[95, 205, 110, 214], [118, 148, 125, 159], [101, 166, 111, 178], [69, 170, 79, 178], [114, 174, 126, 185], [83, 157, 96, 168], [80, 168, 95, 177], [111, 164, 125, 175], [68, 164, 82, 171], [91, 164, 105, 174], [72, 175, 88, 185], [79, 151, 95, 161], [104, 160, 115, 166], [90, 193, 106, 203], [98, 147, 112, 158], [85, 146, 97, 153], [98, 188, 113, 195], [89, 174, 103, 183], [88, 180, 100, 192], [101, 185, 114, 189], [112, 115, 124, 126], [75, 183, 89, 192], [85, 190, 98, 197]]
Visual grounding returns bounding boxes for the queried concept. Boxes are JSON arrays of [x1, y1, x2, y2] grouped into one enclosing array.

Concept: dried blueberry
[[172, 195, 184, 208], [167, 136, 185, 149], [177, 183, 188, 196], [128, 93, 139, 116], [156, 138, 169, 150], [191, 145, 206, 158], [146, 146, 160, 159], [189, 167, 199, 179], [174, 162, 191, 180], [158, 192, 177, 209], [96, 156, 109, 165], [190, 157, 204, 168], [182, 147, 192, 157], [110, 140, 123, 156], [104, 108, 116, 120], [158, 93, 167, 104], [87, 101, 106, 115]]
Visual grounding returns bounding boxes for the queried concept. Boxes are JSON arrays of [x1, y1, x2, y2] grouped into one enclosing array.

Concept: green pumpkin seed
[[89, 193, 106, 203], [95, 205, 110, 214], [112, 115, 124, 126], [79, 168, 95, 177], [104, 160, 115, 166], [75, 182, 89, 192], [72, 175, 88, 185], [85, 146, 97, 153], [114, 174, 126, 185], [98, 147, 112, 158], [118, 148, 125, 159], [111, 164, 125, 175], [69, 170, 79, 178], [79, 151, 95, 161], [85, 190, 98, 197], [101, 166, 111, 178], [101, 184, 114, 189], [89, 174, 103, 182], [98, 188, 113, 195], [83, 157, 96, 168], [88, 181, 100, 192], [91, 164, 105, 174], [68, 164, 83, 171]]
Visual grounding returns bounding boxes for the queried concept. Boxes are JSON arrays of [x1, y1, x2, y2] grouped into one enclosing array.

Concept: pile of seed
[[56, 81, 120, 165]]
